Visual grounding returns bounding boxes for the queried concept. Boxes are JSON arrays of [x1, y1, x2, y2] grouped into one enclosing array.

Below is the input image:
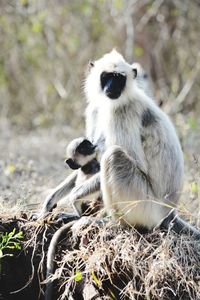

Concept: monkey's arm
[[67, 172, 100, 214], [39, 170, 78, 218], [100, 145, 157, 226]]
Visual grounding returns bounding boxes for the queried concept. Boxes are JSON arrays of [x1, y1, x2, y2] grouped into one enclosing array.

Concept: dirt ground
[[0, 118, 199, 223], [0, 123, 83, 215]]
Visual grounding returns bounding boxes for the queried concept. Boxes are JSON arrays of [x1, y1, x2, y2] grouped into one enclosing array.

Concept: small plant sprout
[[0, 228, 24, 260]]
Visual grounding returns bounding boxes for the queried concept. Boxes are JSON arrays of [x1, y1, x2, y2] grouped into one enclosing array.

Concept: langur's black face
[[100, 72, 126, 99], [65, 139, 96, 170], [76, 139, 96, 156]]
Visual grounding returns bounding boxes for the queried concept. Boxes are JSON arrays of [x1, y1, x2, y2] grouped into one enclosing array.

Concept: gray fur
[[141, 108, 157, 127], [132, 62, 154, 98], [45, 220, 76, 300], [38, 170, 78, 218], [38, 59, 154, 218], [76, 49, 184, 229], [39, 50, 200, 239], [66, 138, 100, 216]]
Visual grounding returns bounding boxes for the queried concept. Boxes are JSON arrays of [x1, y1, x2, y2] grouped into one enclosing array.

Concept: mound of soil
[[0, 215, 61, 300], [0, 215, 200, 300]]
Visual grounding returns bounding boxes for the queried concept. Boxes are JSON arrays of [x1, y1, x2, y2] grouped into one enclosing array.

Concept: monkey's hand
[[35, 171, 78, 219]]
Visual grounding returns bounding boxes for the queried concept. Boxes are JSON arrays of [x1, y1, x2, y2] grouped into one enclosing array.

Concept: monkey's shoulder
[[141, 108, 158, 127]]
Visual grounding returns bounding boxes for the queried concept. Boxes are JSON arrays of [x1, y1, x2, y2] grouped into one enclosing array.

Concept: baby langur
[[45, 139, 100, 300], [65, 137, 100, 216]]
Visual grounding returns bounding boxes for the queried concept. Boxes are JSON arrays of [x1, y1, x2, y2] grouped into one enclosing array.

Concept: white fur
[[66, 137, 100, 215], [85, 49, 184, 229]]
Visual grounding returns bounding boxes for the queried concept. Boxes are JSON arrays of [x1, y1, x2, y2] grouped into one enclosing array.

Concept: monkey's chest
[[103, 117, 140, 153], [75, 172, 90, 186]]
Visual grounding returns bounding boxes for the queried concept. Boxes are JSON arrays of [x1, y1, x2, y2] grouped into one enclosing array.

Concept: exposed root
[[1, 214, 200, 300]]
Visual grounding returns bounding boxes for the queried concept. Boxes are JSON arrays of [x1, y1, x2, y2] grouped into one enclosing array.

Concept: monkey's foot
[[53, 212, 80, 224], [71, 216, 93, 236], [30, 211, 51, 221]]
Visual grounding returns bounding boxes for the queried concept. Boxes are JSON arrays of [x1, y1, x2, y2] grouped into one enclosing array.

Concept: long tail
[[45, 220, 77, 300]]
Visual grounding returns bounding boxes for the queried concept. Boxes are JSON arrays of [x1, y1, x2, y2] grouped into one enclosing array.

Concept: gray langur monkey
[[132, 62, 154, 98], [39, 50, 200, 239], [84, 50, 200, 236], [39, 137, 100, 218], [38, 60, 152, 219], [64, 137, 101, 216], [84, 49, 184, 230]]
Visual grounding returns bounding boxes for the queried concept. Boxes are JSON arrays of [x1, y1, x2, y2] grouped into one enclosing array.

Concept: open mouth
[[100, 72, 126, 99]]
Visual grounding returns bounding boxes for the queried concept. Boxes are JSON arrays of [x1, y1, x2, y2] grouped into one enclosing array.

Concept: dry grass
[[48, 217, 200, 300], [1, 211, 200, 300]]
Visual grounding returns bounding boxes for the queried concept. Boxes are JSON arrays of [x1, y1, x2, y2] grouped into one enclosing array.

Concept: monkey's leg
[[160, 209, 200, 240], [38, 170, 78, 218], [100, 145, 157, 227]]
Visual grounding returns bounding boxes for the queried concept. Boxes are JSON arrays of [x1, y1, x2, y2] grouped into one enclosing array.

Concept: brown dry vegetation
[[0, 215, 200, 300]]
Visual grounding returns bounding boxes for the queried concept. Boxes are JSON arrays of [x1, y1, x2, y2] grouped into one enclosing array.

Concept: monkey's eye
[[132, 68, 137, 79]]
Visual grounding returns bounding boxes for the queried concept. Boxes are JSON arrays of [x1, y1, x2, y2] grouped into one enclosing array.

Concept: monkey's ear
[[86, 60, 95, 74], [89, 60, 95, 68], [132, 68, 137, 79]]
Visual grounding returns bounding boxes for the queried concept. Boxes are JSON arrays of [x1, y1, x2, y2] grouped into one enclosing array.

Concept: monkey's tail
[[45, 220, 77, 300]]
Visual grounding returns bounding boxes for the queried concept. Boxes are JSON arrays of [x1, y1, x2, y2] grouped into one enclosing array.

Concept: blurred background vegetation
[[1, 0, 200, 129], [0, 0, 199, 215]]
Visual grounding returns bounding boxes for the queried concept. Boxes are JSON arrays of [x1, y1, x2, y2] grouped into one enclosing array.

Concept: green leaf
[[8, 228, 16, 238], [91, 271, 101, 286], [6, 246, 15, 249], [15, 244, 22, 250], [16, 231, 24, 239], [74, 270, 83, 282]]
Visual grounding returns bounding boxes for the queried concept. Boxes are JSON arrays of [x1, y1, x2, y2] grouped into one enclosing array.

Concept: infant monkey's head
[[65, 137, 97, 170]]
